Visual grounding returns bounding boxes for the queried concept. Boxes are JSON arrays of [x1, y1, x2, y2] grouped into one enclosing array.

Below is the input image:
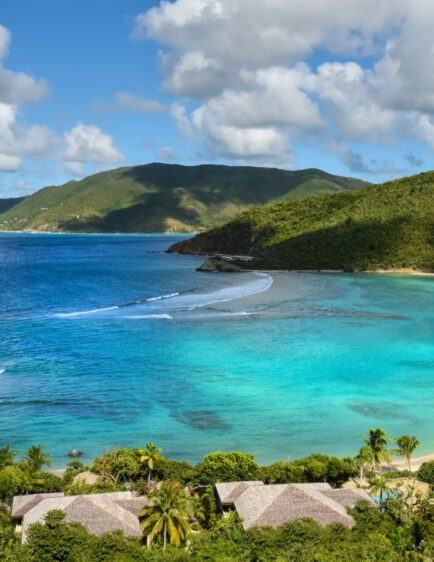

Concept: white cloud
[[170, 102, 193, 137], [0, 24, 49, 104], [0, 153, 21, 171], [0, 24, 11, 60], [0, 103, 59, 170], [91, 92, 166, 113], [306, 62, 396, 142], [62, 160, 85, 177], [62, 123, 125, 165], [133, 0, 434, 169], [135, 0, 407, 98]]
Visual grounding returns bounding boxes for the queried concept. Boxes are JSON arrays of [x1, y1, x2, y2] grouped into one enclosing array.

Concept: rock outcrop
[[196, 257, 246, 272]]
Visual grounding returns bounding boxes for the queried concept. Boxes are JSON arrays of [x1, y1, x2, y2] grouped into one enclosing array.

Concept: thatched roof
[[12, 493, 65, 519], [321, 488, 376, 508], [215, 481, 264, 505], [16, 491, 147, 542], [216, 482, 375, 531]]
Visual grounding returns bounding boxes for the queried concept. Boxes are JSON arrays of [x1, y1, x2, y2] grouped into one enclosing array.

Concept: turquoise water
[[0, 233, 433, 466]]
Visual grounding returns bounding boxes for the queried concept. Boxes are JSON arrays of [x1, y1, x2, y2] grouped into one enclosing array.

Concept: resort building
[[215, 481, 376, 530], [11, 491, 147, 542]]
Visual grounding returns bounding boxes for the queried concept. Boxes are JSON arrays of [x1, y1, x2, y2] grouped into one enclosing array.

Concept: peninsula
[[168, 171, 434, 273]]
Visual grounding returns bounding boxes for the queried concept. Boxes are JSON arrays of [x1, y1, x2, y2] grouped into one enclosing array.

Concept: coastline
[[238, 265, 434, 278]]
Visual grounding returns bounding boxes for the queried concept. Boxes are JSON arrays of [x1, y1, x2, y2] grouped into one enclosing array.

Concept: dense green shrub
[[195, 452, 259, 484], [91, 448, 142, 484], [0, 465, 27, 501], [418, 460, 434, 484], [152, 458, 196, 485]]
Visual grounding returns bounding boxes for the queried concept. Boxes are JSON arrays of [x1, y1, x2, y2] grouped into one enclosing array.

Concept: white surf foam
[[146, 292, 179, 302], [53, 274, 272, 319], [54, 306, 119, 318], [0, 369, 5, 375], [123, 314, 173, 320], [172, 273, 273, 310]]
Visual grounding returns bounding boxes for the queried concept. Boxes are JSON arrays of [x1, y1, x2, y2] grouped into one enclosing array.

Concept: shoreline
[[388, 451, 434, 472], [240, 266, 434, 278], [46, 450, 434, 473]]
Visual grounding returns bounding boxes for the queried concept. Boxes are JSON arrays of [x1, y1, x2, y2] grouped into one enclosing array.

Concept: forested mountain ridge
[[0, 163, 368, 233]]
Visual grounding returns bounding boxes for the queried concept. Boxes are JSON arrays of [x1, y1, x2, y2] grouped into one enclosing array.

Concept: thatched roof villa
[[215, 481, 376, 531], [11, 491, 147, 542]]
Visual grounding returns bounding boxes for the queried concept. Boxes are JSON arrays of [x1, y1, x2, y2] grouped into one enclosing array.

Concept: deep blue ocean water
[[1, 233, 433, 466]]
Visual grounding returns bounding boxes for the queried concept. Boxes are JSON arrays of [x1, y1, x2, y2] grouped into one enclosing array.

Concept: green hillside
[[0, 163, 368, 233], [0, 196, 25, 214], [169, 171, 434, 272]]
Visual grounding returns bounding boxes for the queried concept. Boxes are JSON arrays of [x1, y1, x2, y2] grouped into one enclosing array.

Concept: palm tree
[[354, 446, 373, 486], [360, 428, 392, 472], [140, 480, 190, 550], [0, 445, 18, 470], [138, 443, 164, 484], [368, 473, 394, 509], [22, 444, 53, 472], [20, 464, 45, 494], [391, 435, 420, 471]]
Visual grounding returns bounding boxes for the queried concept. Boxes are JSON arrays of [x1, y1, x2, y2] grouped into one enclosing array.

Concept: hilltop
[[169, 171, 434, 272], [0, 163, 368, 233]]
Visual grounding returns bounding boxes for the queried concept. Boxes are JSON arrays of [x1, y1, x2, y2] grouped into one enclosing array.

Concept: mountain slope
[[0, 163, 368, 233], [0, 197, 25, 214], [169, 171, 434, 272]]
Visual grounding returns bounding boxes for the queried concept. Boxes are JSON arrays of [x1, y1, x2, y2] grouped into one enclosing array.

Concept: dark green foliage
[[417, 460, 434, 483], [0, 465, 27, 501], [258, 460, 305, 484], [30, 471, 63, 493], [0, 163, 368, 233], [173, 172, 434, 272], [90, 447, 142, 484], [259, 454, 356, 487], [195, 451, 259, 484], [0, 446, 18, 470], [152, 458, 196, 485], [26, 510, 95, 561]]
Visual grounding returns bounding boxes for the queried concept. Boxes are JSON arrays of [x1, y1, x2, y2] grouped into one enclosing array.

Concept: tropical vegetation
[[170, 171, 434, 272], [0, 429, 433, 560], [0, 163, 368, 233]]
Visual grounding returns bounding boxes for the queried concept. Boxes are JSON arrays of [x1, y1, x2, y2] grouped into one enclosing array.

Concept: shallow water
[[0, 233, 433, 466]]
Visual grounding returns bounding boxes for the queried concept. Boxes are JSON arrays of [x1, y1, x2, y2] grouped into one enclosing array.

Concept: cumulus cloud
[[62, 123, 125, 165], [0, 24, 49, 104], [91, 92, 166, 113], [133, 0, 434, 170], [0, 153, 21, 172], [62, 160, 85, 177], [0, 24, 11, 60], [0, 103, 59, 171]]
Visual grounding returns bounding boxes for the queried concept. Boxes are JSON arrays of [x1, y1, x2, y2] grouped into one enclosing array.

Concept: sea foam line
[[54, 306, 119, 318], [185, 272, 273, 310], [53, 291, 181, 318], [123, 314, 173, 320]]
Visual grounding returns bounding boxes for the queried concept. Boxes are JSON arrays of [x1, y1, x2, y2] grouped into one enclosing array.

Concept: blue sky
[[0, 0, 433, 197]]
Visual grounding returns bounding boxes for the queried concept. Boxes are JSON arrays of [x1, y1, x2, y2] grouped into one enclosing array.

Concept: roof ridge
[[293, 485, 354, 520], [245, 484, 290, 528]]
